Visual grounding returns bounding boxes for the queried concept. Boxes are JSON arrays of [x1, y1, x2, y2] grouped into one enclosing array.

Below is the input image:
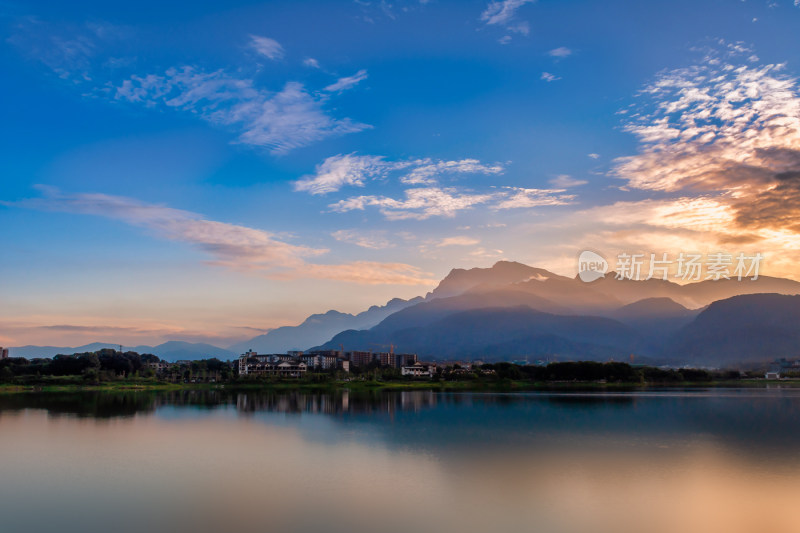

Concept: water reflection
[[3, 389, 800, 533]]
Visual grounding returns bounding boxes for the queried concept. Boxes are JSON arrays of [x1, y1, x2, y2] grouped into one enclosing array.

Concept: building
[[349, 351, 373, 368], [395, 353, 417, 368], [301, 351, 341, 370], [377, 352, 396, 368], [765, 371, 781, 380], [239, 356, 307, 378], [401, 362, 435, 378], [147, 361, 170, 374], [0, 347, 8, 359]]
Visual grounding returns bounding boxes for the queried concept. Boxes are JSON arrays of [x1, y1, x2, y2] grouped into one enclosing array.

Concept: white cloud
[[593, 46, 800, 271], [401, 158, 504, 185], [294, 154, 390, 195], [8, 19, 130, 81], [588, 153, 600, 159], [493, 187, 574, 209], [331, 229, 393, 249], [14, 22, 368, 154], [324, 69, 368, 92], [498, 36, 512, 45], [548, 46, 572, 58], [481, 0, 535, 29], [115, 67, 371, 153], [330, 187, 498, 220], [437, 236, 481, 247], [616, 57, 800, 193], [10, 188, 434, 285], [294, 154, 505, 193], [303, 57, 320, 68], [249, 35, 284, 60], [541, 72, 560, 82], [330, 185, 574, 219], [549, 174, 587, 188]]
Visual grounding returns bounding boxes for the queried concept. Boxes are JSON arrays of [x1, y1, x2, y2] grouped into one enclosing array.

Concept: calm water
[[3, 388, 800, 533]]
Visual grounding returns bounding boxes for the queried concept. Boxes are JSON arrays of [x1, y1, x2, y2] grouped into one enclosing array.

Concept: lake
[[2, 387, 800, 533]]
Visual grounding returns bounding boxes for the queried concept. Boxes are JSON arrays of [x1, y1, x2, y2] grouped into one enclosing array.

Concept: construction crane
[[370, 343, 395, 354]]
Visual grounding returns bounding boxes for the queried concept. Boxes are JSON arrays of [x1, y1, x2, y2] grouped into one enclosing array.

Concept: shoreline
[[2, 378, 799, 395]]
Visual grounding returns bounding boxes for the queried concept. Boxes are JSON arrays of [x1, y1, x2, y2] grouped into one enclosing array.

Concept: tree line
[[0, 348, 231, 383]]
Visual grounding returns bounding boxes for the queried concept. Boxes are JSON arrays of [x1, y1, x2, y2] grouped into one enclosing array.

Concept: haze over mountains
[[12, 261, 800, 367], [313, 262, 800, 367], [228, 296, 422, 354]]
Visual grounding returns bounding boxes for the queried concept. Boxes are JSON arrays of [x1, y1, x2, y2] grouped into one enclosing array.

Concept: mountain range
[[9, 341, 236, 362], [313, 261, 800, 367], [12, 261, 800, 367]]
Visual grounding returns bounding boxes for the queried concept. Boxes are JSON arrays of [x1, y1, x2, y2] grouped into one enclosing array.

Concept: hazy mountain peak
[[427, 261, 557, 300]]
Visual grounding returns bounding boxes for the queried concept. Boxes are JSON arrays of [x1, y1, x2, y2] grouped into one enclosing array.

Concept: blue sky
[[3, 0, 800, 347]]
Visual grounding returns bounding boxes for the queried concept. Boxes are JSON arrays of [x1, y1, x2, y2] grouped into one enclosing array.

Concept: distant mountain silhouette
[[425, 261, 563, 299], [606, 297, 699, 344], [15, 261, 800, 366], [9, 341, 235, 362], [309, 262, 800, 367], [668, 293, 800, 367], [228, 297, 422, 354], [317, 292, 800, 366], [317, 306, 648, 361], [143, 341, 235, 362]]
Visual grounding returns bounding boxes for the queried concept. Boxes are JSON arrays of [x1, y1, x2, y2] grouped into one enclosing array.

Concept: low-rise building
[[240, 358, 307, 378], [147, 361, 170, 374], [401, 362, 435, 378], [0, 347, 8, 359]]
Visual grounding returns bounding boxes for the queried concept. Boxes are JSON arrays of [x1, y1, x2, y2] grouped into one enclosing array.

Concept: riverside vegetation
[[0, 348, 787, 393]]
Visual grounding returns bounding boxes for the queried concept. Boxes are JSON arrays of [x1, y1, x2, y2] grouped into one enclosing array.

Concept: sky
[[2, 0, 800, 348]]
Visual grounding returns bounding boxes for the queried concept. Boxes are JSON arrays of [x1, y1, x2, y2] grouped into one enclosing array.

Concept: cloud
[[294, 154, 505, 194], [331, 229, 393, 249], [294, 154, 390, 194], [12, 22, 368, 154], [548, 47, 572, 58], [330, 185, 573, 220], [249, 35, 284, 60], [593, 45, 800, 271], [115, 67, 371, 153], [329, 187, 498, 220], [549, 174, 587, 188], [588, 153, 600, 159], [8, 188, 434, 285], [8, 18, 130, 80], [401, 158, 504, 185], [324, 69, 368, 92], [303, 57, 321, 68], [481, 0, 535, 33], [437, 236, 481, 247], [493, 187, 575, 209], [541, 72, 560, 82], [614, 48, 800, 239]]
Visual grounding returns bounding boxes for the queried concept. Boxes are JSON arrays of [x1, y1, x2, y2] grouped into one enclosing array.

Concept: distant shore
[[2, 378, 799, 395]]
